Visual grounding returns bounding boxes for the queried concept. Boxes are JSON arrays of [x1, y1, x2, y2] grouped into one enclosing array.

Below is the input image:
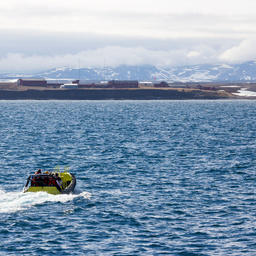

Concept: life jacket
[[31, 177, 36, 186], [43, 177, 49, 186], [48, 177, 57, 186]]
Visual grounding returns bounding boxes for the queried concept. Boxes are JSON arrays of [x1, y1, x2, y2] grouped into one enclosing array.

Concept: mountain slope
[[1, 61, 256, 82]]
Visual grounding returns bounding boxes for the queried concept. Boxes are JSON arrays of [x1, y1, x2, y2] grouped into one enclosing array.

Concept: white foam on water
[[0, 189, 91, 214]]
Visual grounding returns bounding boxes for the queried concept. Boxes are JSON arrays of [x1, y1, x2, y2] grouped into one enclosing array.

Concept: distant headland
[[0, 78, 254, 100]]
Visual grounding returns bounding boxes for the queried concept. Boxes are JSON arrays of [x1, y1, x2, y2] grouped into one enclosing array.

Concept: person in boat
[[31, 170, 44, 186], [35, 169, 42, 175], [54, 173, 63, 190]]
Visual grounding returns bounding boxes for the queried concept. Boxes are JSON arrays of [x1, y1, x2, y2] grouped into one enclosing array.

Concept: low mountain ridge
[[1, 61, 256, 82]]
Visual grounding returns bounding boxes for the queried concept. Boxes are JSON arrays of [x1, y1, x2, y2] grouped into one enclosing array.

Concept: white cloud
[[0, 0, 255, 39], [0, 0, 256, 71], [1, 0, 256, 15], [219, 39, 256, 63], [0, 45, 224, 72], [187, 51, 200, 58]]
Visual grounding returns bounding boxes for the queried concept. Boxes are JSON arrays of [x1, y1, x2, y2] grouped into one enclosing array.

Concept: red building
[[107, 80, 139, 88], [153, 81, 169, 88], [17, 79, 47, 87]]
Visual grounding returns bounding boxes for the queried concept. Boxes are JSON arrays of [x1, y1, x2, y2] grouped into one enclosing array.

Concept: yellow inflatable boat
[[23, 171, 76, 195]]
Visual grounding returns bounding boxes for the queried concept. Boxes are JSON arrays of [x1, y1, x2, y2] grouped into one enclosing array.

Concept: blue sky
[[0, 0, 256, 72]]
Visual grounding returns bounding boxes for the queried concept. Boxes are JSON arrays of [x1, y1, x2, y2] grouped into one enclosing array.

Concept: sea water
[[0, 100, 256, 255]]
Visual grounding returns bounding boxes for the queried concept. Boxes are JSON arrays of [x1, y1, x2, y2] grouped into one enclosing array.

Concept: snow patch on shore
[[233, 88, 256, 97]]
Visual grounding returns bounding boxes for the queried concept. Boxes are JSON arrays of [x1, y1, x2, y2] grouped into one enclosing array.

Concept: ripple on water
[[0, 101, 256, 255]]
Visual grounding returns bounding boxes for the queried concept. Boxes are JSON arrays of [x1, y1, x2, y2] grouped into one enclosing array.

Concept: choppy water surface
[[0, 100, 256, 255]]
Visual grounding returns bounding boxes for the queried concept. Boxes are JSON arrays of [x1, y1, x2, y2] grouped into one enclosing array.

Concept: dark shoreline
[[0, 89, 231, 100]]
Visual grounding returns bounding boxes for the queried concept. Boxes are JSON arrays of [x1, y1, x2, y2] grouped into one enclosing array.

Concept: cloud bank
[[220, 39, 256, 63], [0, 45, 232, 72], [0, 0, 256, 72], [1, 40, 255, 72]]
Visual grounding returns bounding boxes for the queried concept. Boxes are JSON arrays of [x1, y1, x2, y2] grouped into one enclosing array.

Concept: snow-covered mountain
[[34, 65, 159, 81], [2, 61, 256, 82]]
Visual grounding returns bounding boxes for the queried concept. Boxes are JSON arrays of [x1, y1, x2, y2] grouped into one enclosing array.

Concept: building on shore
[[17, 79, 47, 87], [106, 80, 139, 88], [73, 80, 106, 88], [153, 81, 169, 88], [139, 81, 153, 87], [46, 79, 68, 88], [60, 83, 78, 89], [74, 80, 139, 88]]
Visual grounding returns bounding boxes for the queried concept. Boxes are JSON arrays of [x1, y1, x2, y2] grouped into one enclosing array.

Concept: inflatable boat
[[23, 171, 76, 195]]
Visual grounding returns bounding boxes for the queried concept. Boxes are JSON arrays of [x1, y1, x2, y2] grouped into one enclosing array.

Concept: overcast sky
[[0, 0, 256, 72]]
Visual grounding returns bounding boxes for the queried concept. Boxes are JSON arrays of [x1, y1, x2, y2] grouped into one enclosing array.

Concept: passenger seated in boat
[[35, 169, 42, 174], [30, 176, 36, 186], [45, 174, 61, 191], [27, 172, 63, 191], [31, 175, 44, 186], [55, 173, 63, 190]]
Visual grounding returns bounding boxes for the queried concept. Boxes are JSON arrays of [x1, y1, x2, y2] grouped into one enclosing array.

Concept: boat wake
[[0, 189, 91, 214]]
